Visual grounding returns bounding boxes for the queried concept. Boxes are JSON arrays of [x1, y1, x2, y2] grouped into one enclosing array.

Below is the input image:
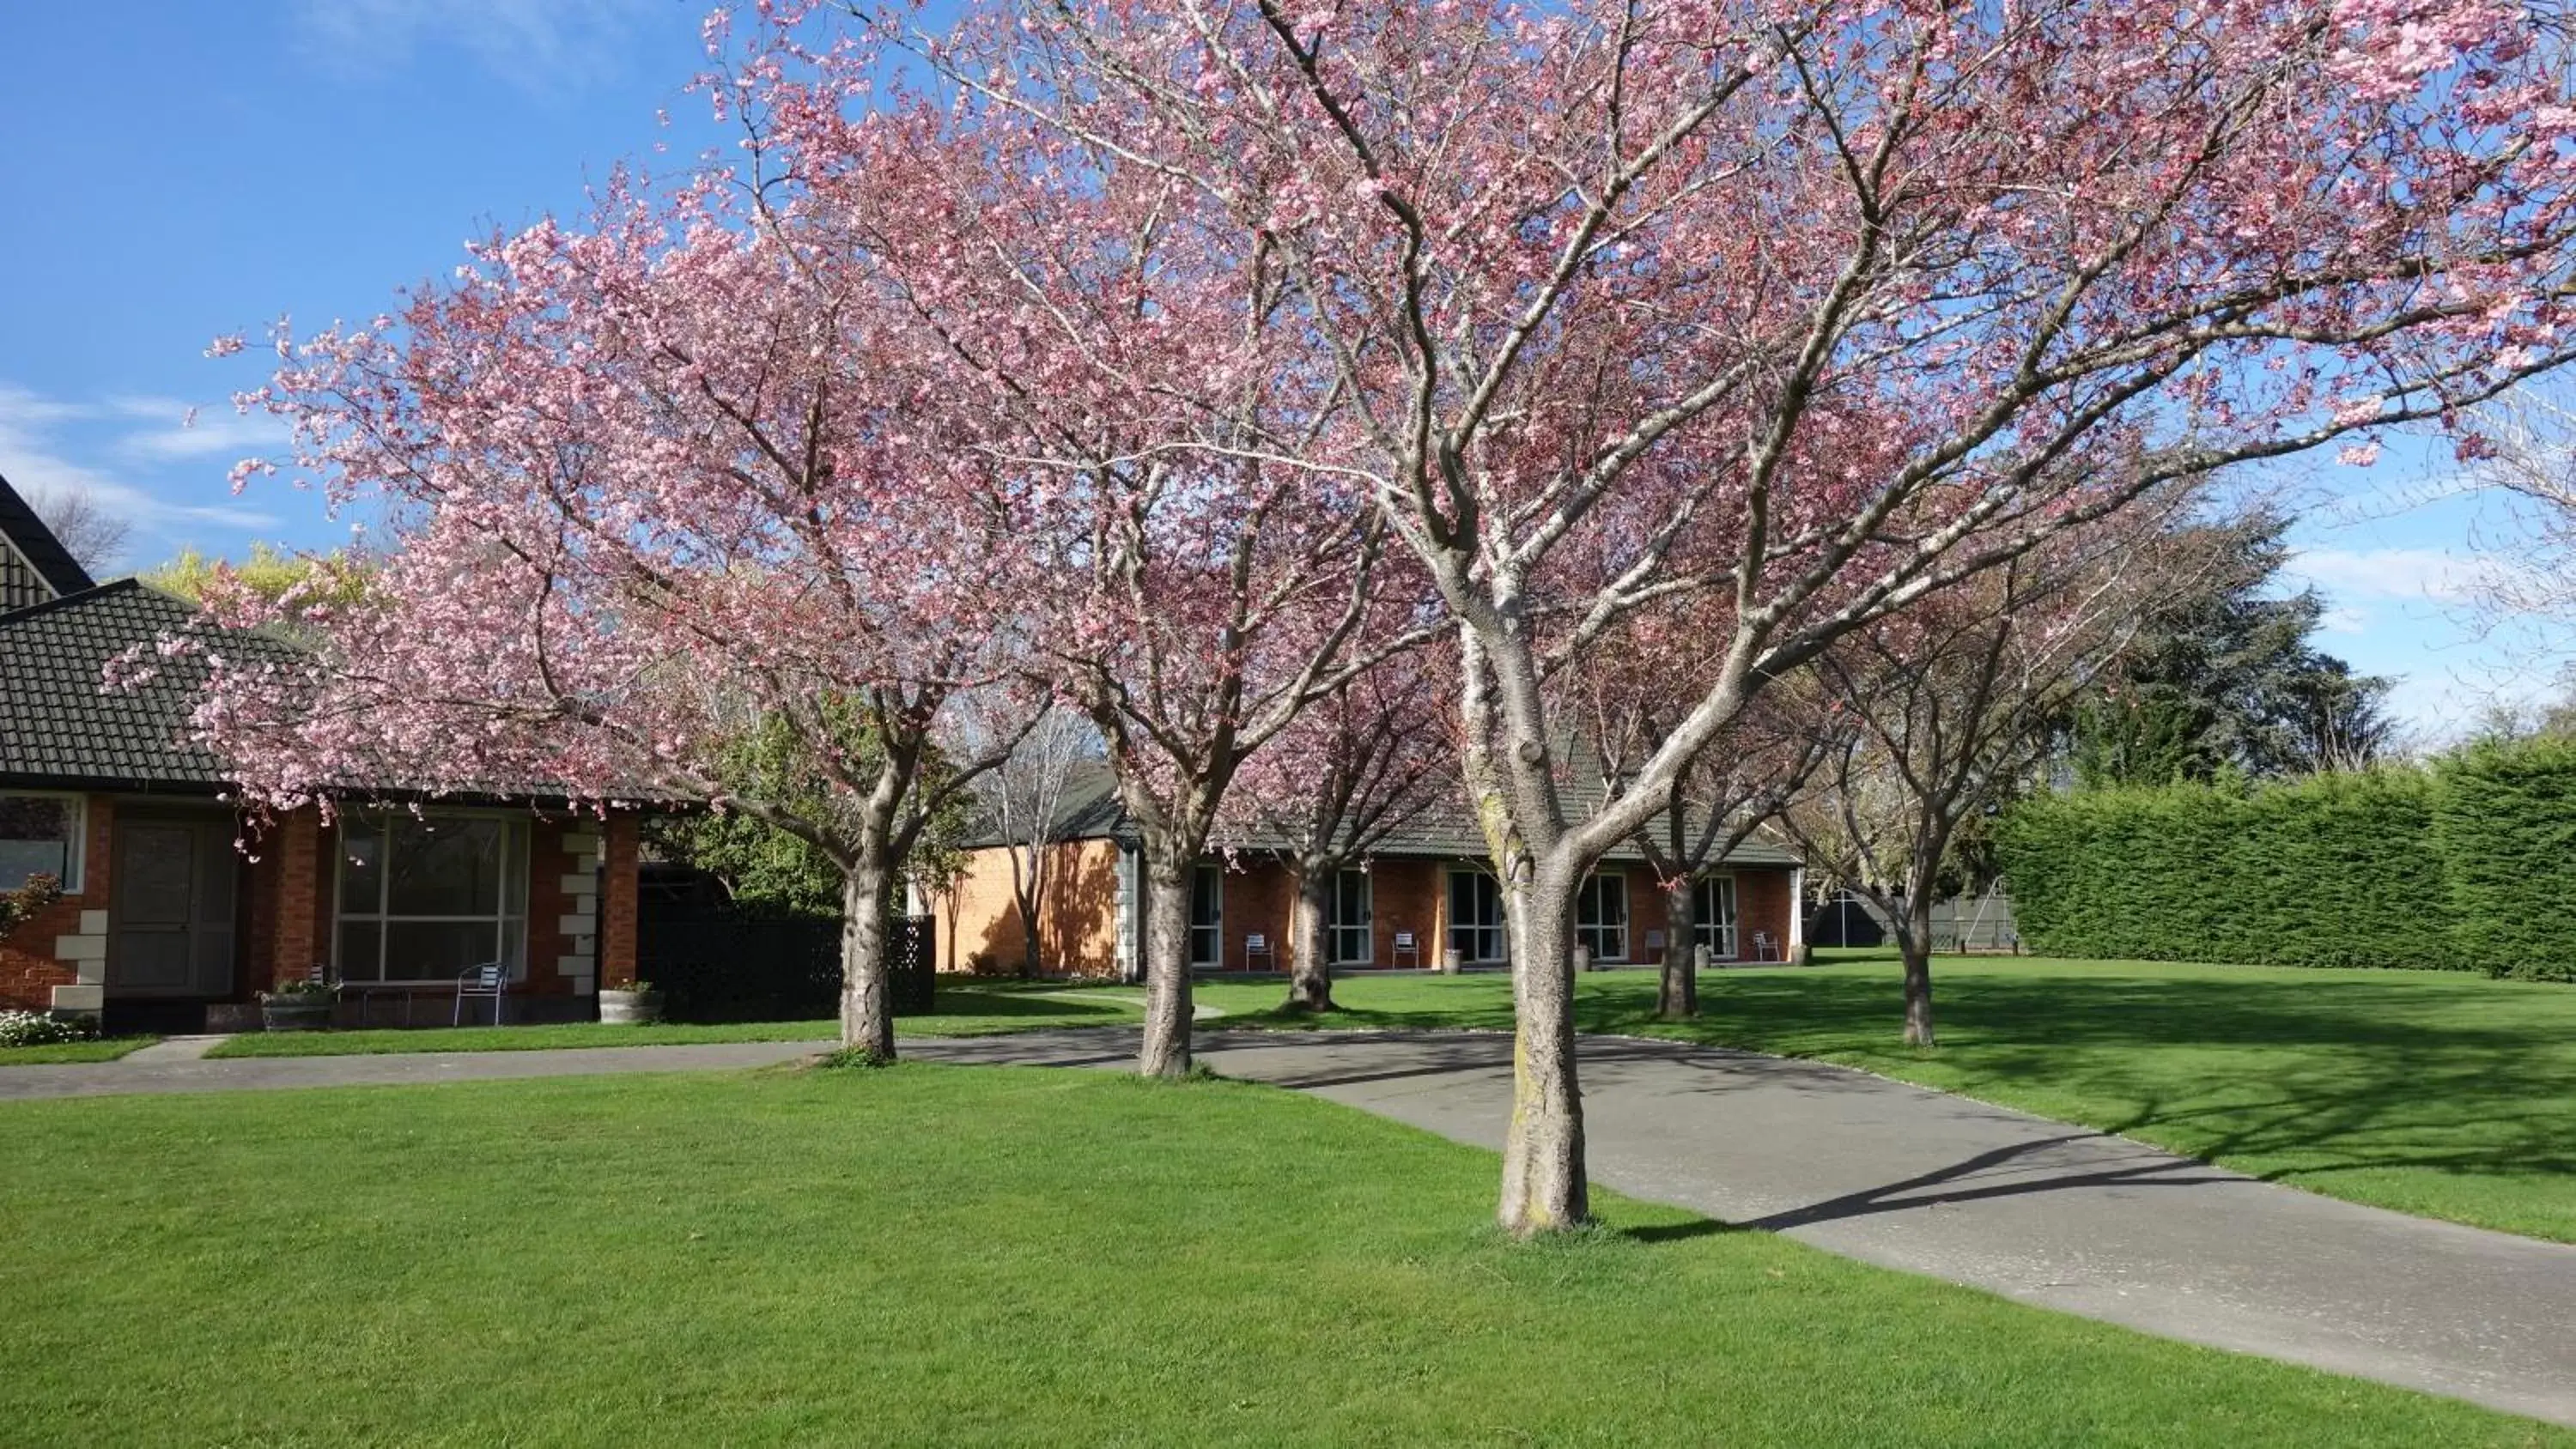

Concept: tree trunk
[[1899, 892, 1937, 1048], [1014, 856, 1044, 980], [1656, 873, 1698, 1020], [838, 859, 896, 1064], [1138, 851, 1195, 1077], [1498, 861, 1589, 1236], [1283, 862, 1335, 1013]]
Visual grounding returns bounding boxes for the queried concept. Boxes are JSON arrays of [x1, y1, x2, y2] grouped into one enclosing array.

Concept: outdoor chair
[[1750, 931, 1780, 962], [453, 961, 510, 1027]]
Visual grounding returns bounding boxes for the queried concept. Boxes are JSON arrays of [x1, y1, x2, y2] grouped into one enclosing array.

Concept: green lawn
[[0, 1036, 155, 1066], [1199, 955, 2576, 1243], [0, 1067, 2559, 1446], [205, 984, 1139, 1058]]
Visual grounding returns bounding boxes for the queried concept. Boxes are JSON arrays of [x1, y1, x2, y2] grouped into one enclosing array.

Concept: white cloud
[[292, 0, 660, 91], [2317, 606, 2369, 635], [104, 397, 288, 463], [2282, 545, 2526, 605], [0, 384, 284, 549]]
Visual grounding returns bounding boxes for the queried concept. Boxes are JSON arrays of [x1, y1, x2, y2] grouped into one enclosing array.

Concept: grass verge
[[0, 1037, 156, 1066], [0, 1064, 2561, 1446], [204, 984, 1138, 1058]]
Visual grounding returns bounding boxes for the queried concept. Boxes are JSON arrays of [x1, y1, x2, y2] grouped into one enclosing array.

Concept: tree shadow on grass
[[1662, 967, 2576, 1224], [926, 989, 1136, 1022]]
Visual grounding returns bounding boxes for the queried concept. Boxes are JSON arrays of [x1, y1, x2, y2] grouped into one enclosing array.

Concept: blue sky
[[0, 0, 2557, 743]]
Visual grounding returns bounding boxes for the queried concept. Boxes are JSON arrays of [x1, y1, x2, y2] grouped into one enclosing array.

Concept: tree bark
[[1283, 860, 1336, 1013], [1138, 850, 1196, 1077], [1656, 873, 1698, 1020], [1498, 861, 1589, 1236], [1899, 892, 1937, 1048], [1011, 851, 1044, 979], [838, 858, 896, 1064]]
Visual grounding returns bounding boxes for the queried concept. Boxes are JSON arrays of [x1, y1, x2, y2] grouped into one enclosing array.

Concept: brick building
[[928, 764, 1805, 979], [0, 476, 641, 1031]]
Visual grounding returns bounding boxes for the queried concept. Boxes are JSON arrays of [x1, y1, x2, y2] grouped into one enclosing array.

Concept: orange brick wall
[[933, 840, 1126, 977]]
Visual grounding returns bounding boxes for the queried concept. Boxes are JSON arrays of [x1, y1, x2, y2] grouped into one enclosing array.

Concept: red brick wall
[[0, 793, 112, 1012], [601, 812, 639, 991]]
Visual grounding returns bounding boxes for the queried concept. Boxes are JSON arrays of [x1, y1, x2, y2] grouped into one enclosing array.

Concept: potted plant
[[259, 977, 337, 1032], [599, 980, 664, 1025]]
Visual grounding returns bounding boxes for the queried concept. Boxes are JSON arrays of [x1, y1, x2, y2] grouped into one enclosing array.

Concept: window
[[1576, 871, 1630, 962], [1188, 864, 1224, 967], [335, 813, 529, 983], [1329, 869, 1373, 965], [0, 793, 82, 893], [1447, 869, 1506, 963], [1693, 875, 1739, 961]]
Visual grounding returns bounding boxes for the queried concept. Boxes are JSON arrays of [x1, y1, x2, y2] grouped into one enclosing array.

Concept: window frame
[[1188, 863, 1225, 968], [331, 809, 531, 985], [1328, 867, 1373, 966], [1576, 870, 1630, 963], [1446, 867, 1507, 964], [1692, 873, 1740, 961], [0, 791, 86, 894]]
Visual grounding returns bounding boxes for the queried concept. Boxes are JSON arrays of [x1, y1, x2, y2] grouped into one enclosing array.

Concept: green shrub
[[0, 1010, 97, 1048]]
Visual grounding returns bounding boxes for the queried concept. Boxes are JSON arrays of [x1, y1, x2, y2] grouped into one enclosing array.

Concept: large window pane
[[1188, 864, 1224, 967], [386, 817, 506, 916], [337, 819, 384, 911], [1577, 873, 1629, 962], [1693, 876, 1738, 960], [334, 812, 527, 982], [383, 920, 505, 979], [0, 795, 76, 892], [1448, 870, 1505, 963], [1329, 870, 1372, 964], [337, 919, 384, 982]]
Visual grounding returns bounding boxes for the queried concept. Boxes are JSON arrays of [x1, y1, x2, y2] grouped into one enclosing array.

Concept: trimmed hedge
[[1998, 741, 2576, 980], [2433, 738, 2576, 979]]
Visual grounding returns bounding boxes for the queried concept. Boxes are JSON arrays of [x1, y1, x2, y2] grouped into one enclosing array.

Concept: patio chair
[[453, 961, 510, 1027], [1750, 931, 1780, 962]]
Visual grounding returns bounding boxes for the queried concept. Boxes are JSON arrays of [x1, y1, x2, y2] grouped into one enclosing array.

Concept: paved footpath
[[4, 1026, 2572, 1428]]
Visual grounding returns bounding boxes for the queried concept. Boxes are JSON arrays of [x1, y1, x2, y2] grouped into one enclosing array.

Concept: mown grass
[[0, 1064, 2560, 1446], [1199, 955, 2576, 1242], [0, 1036, 156, 1066], [204, 984, 1136, 1058]]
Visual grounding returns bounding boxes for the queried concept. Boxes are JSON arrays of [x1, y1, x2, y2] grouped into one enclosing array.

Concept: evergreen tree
[[2072, 513, 2393, 784]]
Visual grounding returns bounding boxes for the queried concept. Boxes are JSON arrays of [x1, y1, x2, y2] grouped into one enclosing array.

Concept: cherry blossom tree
[[845, 0, 2576, 1233], [1220, 664, 1458, 1013], [1777, 501, 2207, 1046], [189, 173, 1032, 1064], [1573, 632, 1836, 1020], [704, 12, 1436, 1076]]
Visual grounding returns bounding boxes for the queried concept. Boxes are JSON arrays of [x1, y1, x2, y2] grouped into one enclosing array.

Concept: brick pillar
[[266, 809, 322, 991], [599, 813, 640, 990]]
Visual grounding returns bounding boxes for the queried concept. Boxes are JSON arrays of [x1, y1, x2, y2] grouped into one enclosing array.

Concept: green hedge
[[1998, 742, 2576, 980], [2433, 739, 2576, 979]]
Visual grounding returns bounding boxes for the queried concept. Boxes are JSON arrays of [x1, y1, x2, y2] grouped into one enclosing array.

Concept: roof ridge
[[0, 575, 149, 627]]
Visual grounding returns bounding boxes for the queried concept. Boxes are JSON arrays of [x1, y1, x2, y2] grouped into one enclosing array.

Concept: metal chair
[[1750, 931, 1780, 962], [453, 961, 509, 1026]]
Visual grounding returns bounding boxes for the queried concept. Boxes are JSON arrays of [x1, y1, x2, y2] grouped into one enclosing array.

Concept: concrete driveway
[[3, 1024, 2571, 1427]]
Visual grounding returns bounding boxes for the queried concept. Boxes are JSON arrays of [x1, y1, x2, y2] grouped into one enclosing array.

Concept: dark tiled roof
[[0, 580, 299, 791], [0, 472, 97, 607], [1018, 760, 1802, 869]]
